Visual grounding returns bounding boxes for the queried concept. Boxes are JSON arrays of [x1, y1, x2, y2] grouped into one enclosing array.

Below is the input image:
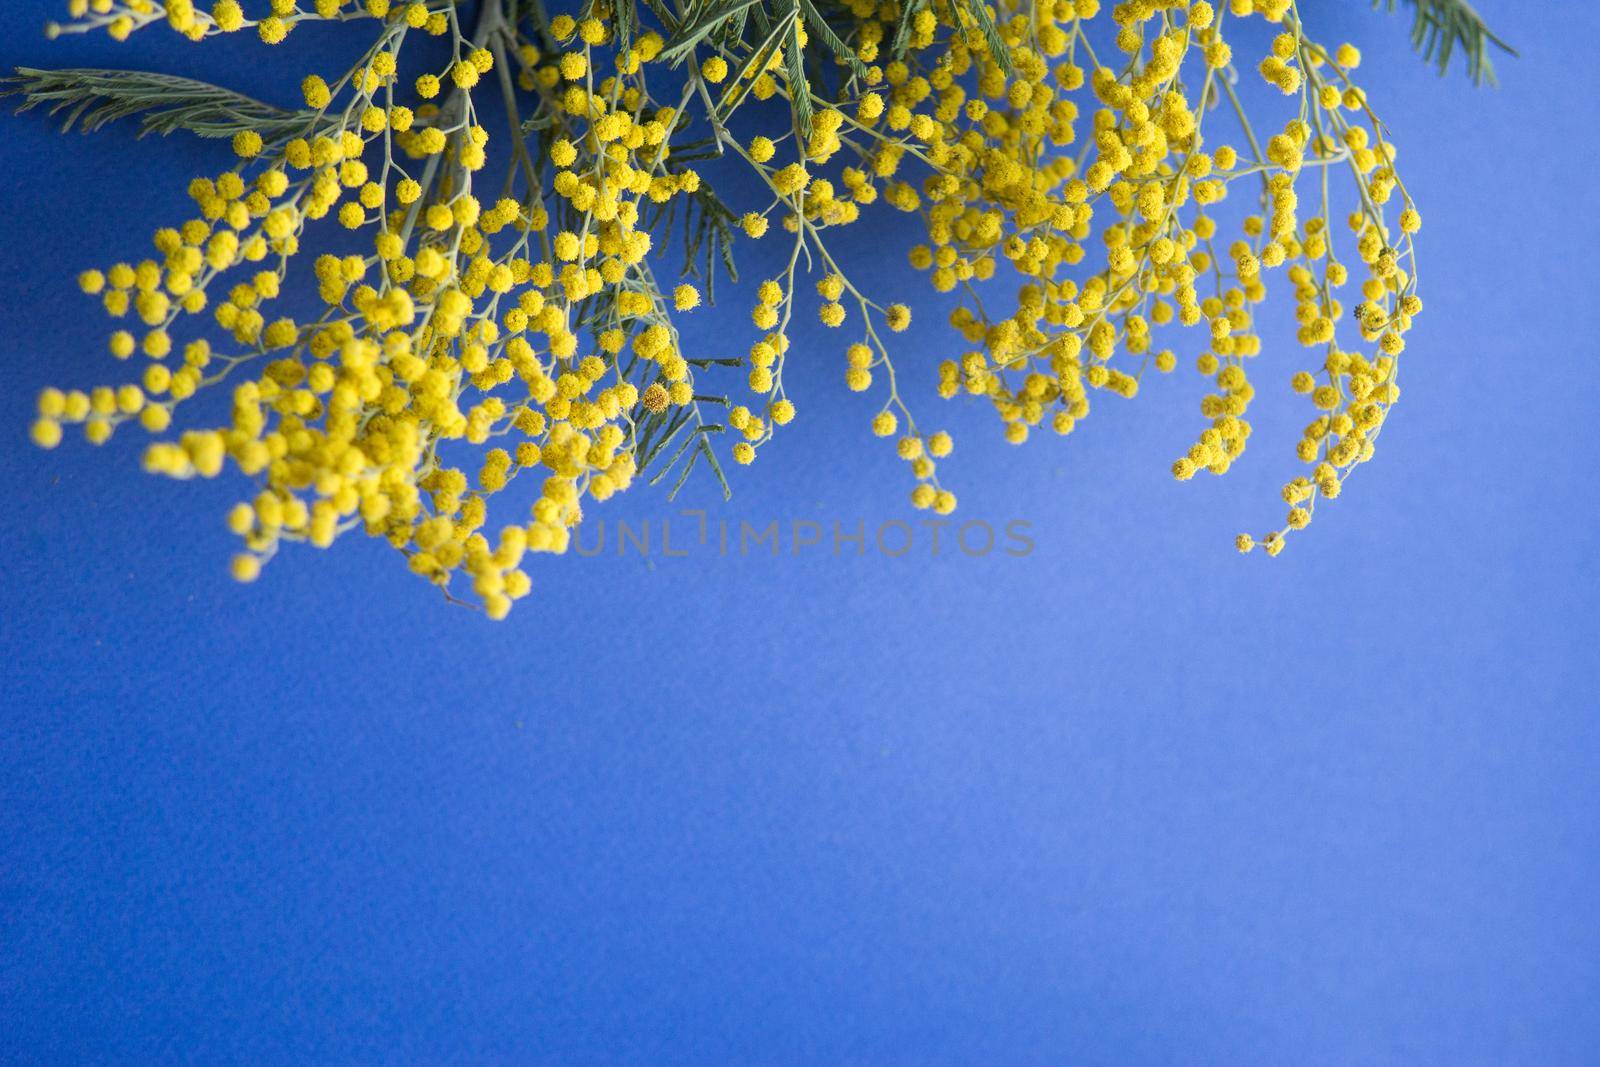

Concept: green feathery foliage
[[1374, 0, 1515, 85], [2, 67, 311, 140]]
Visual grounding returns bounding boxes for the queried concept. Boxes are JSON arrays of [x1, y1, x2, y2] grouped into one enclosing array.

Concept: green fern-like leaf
[[3, 67, 313, 141], [1373, 0, 1515, 85]]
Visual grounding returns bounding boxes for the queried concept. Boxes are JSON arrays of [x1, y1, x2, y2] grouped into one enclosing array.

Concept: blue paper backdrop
[[2, 1, 1596, 1062]]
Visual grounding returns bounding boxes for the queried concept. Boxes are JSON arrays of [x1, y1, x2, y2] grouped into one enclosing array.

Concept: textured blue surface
[[2, 1, 1596, 1062]]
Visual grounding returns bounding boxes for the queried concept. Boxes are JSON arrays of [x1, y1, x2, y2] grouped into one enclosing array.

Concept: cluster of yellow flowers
[[28, 0, 1420, 614], [805, 0, 1419, 554]]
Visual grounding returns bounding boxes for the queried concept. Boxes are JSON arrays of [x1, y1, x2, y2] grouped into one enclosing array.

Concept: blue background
[[2, 1, 1596, 1062]]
